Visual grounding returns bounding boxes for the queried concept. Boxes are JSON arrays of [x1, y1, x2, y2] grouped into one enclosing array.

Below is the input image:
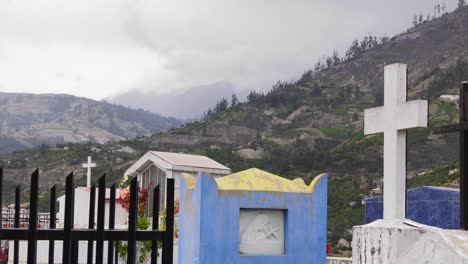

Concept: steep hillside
[[2, 6, 468, 247], [0, 92, 181, 154]]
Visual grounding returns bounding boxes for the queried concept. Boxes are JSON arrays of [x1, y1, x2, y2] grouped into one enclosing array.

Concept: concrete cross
[[83, 156, 96, 188], [364, 63, 428, 219]]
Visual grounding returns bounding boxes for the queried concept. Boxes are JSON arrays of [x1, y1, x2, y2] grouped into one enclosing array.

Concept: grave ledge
[[352, 219, 468, 264]]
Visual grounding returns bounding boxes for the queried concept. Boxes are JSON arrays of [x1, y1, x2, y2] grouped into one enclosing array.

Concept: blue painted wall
[[179, 173, 328, 264], [365, 186, 459, 229]]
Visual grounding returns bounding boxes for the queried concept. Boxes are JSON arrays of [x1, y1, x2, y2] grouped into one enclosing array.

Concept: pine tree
[[459, 0, 466, 9], [412, 14, 418, 27], [332, 50, 340, 65], [230, 93, 238, 108]]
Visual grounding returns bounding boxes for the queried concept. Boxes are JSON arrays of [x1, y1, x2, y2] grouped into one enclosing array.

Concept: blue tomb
[[178, 168, 328, 264], [365, 186, 460, 229]]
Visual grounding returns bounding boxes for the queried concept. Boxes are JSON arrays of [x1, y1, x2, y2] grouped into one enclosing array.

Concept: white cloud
[[0, 0, 456, 99]]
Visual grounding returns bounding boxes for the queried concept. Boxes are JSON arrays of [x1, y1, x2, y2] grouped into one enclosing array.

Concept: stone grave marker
[[364, 63, 428, 219]]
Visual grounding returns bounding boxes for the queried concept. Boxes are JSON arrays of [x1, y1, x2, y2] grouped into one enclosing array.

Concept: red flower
[[326, 242, 331, 255]]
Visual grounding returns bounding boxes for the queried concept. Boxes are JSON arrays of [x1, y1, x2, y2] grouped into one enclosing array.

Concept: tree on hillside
[[459, 0, 466, 9], [231, 93, 239, 108], [332, 50, 340, 65], [214, 98, 229, 113]]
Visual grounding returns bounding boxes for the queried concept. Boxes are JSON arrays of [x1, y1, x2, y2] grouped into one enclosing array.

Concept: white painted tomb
[[239, 209, 285, 255], [353, 63, 468, 263], [124, 151, 231, 263]]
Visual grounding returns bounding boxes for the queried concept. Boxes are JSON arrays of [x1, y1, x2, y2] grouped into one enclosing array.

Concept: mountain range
[[0, 92, 180, 154]]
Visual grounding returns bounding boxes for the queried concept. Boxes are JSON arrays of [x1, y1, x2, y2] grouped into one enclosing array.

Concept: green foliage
[[328, 176, 365, 243], [320, 128, 349, 141], [408, 163, 459, 188], [117, 217, 156, 263], [427, 59, 468, 99], [407, 128, 430, 144], [430, 100, 458, 126]]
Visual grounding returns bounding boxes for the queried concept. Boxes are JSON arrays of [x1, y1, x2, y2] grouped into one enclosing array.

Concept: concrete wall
[[57, 188, 128, 227], [352, 219, 468, 264], [179, 173, 328, 264], [365, 186, 459, 229]]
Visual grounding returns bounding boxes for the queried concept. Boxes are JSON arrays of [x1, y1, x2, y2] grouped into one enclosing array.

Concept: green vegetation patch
[[319, 127, 349, 141], [431, 100, 458, 126], [408, 163, 459, 188], [407, 128, 431, 144]]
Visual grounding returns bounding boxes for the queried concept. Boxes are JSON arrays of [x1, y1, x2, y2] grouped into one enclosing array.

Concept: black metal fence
[[0, 167, 175, 264]]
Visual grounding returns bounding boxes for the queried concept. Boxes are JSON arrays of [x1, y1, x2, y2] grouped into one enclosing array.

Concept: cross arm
[[395, 100, 428, 131], [364, 106, 386, 135]]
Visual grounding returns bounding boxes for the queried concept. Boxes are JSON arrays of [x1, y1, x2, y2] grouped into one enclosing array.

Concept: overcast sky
[[0, 0, 456, 100]]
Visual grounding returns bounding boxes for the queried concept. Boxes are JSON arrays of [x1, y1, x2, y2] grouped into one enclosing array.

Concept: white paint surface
[[239, 209, 285, 255], [82, 156, 96, 189], [57, 187, 128, 227], [352, 219, 468, 264], [364, 63, 428, 219]]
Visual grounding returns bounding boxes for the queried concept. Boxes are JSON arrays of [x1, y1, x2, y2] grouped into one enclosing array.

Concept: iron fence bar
[[151, 184, 160, 264], [0, 167, 3, 229], [27, 169, 39, 263], [48, 185, 56, 264], [107, 184, 116, 264], [0, 229, 166, 241], [95, 175, 106, 264], [461, 81, 468, 230], [127, 177, 138, 264], [71, 174, 79, 264], [0, 170, 175, 264], [0, 168, 2, 260], [14, 185, 20, 264], [87, 185, 96, 264], [162, 178, 175, 264], [62, 172, 74, 264]]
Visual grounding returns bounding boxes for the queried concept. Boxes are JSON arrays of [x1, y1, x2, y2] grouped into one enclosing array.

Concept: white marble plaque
[[239, 209, 285, 255]]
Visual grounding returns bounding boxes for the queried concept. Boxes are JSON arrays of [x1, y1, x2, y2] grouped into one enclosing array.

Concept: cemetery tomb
[[124, 151, 231, 263], [353, 63, 468, 263], [124, 151, 231, 209], [56, 187, 128, 227], [179, 168, 328, 264]]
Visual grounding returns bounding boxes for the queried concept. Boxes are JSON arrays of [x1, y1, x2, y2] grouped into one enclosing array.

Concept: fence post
[[127, 177, 138, 264], [14, 185, 20, 264], [87, 185, 96, 264], [27, 169, 39, 263], [96, 175, 106, 264], [62, 172, 74, 263], [108, 184, 116, 264], [0, 167, 3, 229], [162, 179, 174, 264], [48, 185, 56, 264], [151, 184, 160, 264]]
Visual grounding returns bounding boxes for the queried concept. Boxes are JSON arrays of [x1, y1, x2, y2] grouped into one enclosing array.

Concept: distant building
[[124, 151, 231, 264], [124, 151, 231, 213]]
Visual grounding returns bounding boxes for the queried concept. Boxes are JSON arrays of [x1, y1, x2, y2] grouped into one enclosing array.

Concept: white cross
[[83, 156, 96, 188], [364, 63, 428, 220]]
